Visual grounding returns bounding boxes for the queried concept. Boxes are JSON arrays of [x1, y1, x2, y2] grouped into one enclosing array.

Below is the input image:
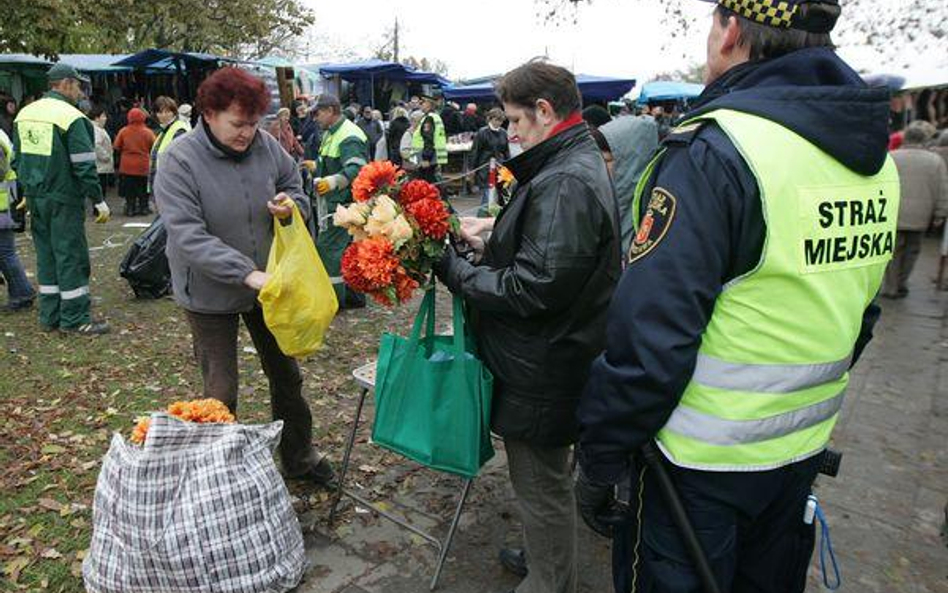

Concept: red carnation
[[351, 161, 403, 202], [398, 179, 440, 206], [406, 198, 451, 240]]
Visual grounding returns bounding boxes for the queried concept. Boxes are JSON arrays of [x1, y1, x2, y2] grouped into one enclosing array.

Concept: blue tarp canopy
[[444, 74, 636, 103], [113, 49, 228, 71], [637, 81, 705, 104], [0, 54, 53, 68], [57, 54, 131, 73], [316, 59, 449, 86]]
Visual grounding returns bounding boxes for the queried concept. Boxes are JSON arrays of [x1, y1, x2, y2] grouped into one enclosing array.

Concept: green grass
[[0, 206, 451, 592]]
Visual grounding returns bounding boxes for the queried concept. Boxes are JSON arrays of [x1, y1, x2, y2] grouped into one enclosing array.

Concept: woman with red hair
[[153, 67, 334, 486]]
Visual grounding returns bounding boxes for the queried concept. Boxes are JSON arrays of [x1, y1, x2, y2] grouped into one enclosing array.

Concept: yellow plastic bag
[[258, 201, 338, 357]]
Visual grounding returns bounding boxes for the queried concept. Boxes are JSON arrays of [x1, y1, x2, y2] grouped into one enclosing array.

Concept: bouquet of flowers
[[333, 161, 459, 306], [130, 398, 235, 444]]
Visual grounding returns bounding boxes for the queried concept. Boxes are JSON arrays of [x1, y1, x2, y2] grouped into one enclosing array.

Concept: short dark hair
[[716, 5, 835, 61], [88, 106, 105, 119], [487, 107, 505, 122], [494, 60, 581, 120]]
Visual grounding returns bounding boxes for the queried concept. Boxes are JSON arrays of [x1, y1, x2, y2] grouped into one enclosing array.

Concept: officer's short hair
[[495, 59, 581, 120], [716, 5, 835, 61]]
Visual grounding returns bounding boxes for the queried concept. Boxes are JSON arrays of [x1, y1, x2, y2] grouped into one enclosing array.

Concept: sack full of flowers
[[82, 399, 306, 593]]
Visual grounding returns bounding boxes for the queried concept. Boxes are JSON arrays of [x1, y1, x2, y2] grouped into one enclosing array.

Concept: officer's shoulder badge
[[628, 187, 677, 265], [662, 121, 707, 147]]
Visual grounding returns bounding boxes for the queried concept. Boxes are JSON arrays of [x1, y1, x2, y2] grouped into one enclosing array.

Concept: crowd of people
[[2, 0, 948, 592]]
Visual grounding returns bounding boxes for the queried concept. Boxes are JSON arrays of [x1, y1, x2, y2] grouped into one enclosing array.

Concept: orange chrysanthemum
[[341, 237, 400, 293], [351, 161, 403, 202], [498, 166, 515, 188], [130, 398, 236, 444]]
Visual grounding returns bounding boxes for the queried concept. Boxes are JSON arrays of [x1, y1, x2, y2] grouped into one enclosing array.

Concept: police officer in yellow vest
[[0, 128, 36, 312], [575, 2, 899, 591], [411, 93, 447, 183], [312, 93, 370, 308], [13, 63, 111, 335]]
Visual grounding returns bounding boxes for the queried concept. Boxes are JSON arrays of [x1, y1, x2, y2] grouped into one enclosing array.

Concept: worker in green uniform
[[13, 63, 110, 335], [312, 93, 370, 309], [411, 93, 448, 183]]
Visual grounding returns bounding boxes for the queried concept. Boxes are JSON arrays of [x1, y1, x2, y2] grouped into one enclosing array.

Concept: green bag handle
[[407, 287, 468, 357]]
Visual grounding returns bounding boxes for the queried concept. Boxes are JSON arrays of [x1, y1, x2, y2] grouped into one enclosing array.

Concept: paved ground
[[294, 223, 948, 593]]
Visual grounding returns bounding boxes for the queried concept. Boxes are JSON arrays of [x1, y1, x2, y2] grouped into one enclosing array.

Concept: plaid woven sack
[[83, 414, 307, 593]]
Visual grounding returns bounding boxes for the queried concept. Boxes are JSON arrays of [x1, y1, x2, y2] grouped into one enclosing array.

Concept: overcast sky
[[302, 0, 947, 85]]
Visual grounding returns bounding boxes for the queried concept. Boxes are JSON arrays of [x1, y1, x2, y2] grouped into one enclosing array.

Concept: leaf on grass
[[37, 498, 64, 512], [41, 548, 62, 559], [40, 445, 66, 455], [3, 556, 31, 583]]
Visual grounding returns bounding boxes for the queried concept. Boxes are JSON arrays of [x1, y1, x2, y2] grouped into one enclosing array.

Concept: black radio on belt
[[818, 448, 843, 478]]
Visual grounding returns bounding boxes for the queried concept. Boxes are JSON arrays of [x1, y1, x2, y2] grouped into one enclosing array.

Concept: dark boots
[[123, 196, 153, 217]]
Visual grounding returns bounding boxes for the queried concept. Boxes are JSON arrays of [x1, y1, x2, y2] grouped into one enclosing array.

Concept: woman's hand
[[459, 216, 494, 243], [267, 193, 294, 219], [244, 270, 271, 291]]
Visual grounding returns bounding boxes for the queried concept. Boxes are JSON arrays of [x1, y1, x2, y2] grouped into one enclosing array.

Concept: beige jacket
[[891, 147, 948, 231]]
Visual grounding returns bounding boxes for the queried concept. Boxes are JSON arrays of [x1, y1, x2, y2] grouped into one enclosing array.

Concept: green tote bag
[[372, 288, 494, 478]]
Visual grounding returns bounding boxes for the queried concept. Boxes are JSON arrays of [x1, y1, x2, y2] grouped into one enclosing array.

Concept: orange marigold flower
[[351, 161, 403, 202], [130, 417, 151, 445], [131, 399, 235, 444], [405, 198, 451, 240], [398, 179, 440, 206]]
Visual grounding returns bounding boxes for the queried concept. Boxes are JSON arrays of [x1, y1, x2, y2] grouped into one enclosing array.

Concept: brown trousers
[[186, 307, 320, 476]]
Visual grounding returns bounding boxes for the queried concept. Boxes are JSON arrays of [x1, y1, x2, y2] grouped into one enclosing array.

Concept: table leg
[[429, 478, 474, 591], [329, 387, 368, 526]]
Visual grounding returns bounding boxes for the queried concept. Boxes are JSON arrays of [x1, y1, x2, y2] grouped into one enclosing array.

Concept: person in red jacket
[[113, 108, 156, 216]]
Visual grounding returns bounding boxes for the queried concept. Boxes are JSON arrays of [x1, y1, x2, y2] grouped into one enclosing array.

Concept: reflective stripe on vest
[[0, 130, 14, 211], [411, 112, 448, 165], [644, 109, 900, 471], [320, 118, 368, 160], [15, 97, 85, 157], [154, 120, 189, 156], [692, 352, 852, 394]]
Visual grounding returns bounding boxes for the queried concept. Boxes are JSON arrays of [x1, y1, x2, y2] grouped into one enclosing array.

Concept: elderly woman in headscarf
[[269, 106, 304, 160]]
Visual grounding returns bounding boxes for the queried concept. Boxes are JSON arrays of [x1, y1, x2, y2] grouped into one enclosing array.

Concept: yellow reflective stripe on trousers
[[662, 390, 845, 446], [691, 353, 852, 394], [61, 286, 89, 300]]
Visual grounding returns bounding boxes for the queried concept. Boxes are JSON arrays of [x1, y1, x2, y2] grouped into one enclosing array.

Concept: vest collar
[[45, 90, 75, 106]]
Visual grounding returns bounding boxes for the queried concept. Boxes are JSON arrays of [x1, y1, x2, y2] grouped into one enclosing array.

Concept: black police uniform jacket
[[578, 47, 892, 483], [439, 122, 621, 447]]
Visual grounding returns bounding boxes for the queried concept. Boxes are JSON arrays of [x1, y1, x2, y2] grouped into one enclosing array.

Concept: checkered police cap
[[699, 0, 840, 33]]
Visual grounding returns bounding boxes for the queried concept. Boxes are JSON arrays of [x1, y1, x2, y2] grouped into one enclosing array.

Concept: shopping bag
[[119, 216, 171, 299], [83, 414, 306, 593], [372, 289, 494, 478], [258, 201, 338, 357]]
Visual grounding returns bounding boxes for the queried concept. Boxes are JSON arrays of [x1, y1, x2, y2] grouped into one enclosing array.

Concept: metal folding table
[[328, 361, 475, 591]]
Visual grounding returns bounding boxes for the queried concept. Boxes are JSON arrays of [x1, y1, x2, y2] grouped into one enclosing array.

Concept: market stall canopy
[[637, 81, 705, 104], [57, 54, 131, 73], [315, 59, 450, 86], [0, 54, 53, 68], [113, 49, 231, 71], [444, 74, 636, 103], [902, 65, 948, 91], [862, 73, 906, 91]]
